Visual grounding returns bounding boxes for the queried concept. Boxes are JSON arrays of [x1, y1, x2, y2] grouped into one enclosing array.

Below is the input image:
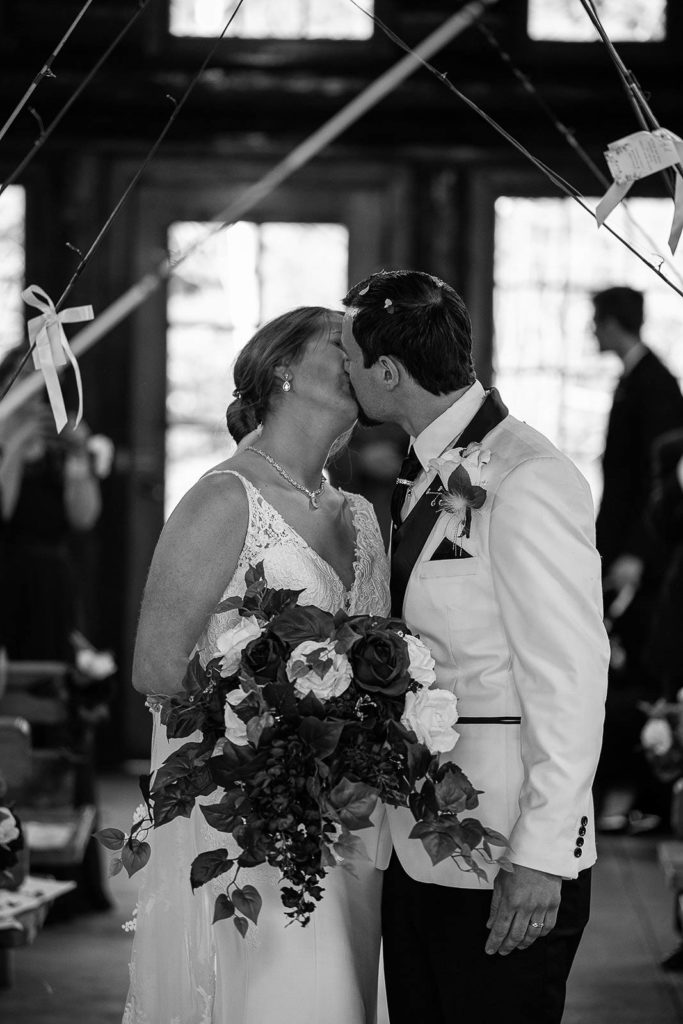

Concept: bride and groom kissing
[[127, 270, 608, 1024]]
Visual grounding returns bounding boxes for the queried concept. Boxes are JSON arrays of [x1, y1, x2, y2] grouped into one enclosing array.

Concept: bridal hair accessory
[[22, 284, 94, 433], [246, 446, 325, 510], [233, 388, 242, 399], [281, 371, 292, 392], [384, 298, 394, 313]]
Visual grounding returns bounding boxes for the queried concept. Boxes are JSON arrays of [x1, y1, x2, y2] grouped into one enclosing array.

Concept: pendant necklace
[[246, 446, 326, 510]]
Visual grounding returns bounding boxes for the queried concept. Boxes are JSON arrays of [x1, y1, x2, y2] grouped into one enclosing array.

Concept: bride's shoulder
[[165, 463, 250, 536]]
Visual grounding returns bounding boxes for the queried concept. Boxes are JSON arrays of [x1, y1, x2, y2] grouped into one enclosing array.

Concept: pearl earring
[[282, 372, 292, 393]]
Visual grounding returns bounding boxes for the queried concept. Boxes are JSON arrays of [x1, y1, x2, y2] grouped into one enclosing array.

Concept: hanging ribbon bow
[[22, 284, 93, 433], [596, 129, 683, 255]]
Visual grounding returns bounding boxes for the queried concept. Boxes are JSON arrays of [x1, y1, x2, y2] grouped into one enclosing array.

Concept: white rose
[[401, 687, 459, 754], [428, 443, 491, 490], [223, 702, 250, 746], [287, 640, 352, 701], [215, 615, 262, 676], [404, 634, 436, 688], [641, 717, 674, 756], [0, 809, 20, 847], [76, 648, 117, 679]]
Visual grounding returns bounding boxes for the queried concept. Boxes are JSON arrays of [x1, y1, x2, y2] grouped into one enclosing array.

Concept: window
[[165, 220, 348, 515], [169, 0, 374, 39], [527, 0, 666, 42], [0, 185, 26, 363], [493, 196, 683, 504]]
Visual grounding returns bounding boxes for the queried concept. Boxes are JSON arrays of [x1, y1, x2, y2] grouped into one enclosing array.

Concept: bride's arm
[[132, 473, 248, 694]]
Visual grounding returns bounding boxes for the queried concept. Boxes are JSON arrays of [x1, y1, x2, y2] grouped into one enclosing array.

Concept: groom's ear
[[378, 355, 401, 391]]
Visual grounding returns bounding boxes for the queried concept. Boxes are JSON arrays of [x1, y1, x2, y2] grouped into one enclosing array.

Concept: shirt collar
[[412, 380, 487, 472], [621, 342, 648, 377]]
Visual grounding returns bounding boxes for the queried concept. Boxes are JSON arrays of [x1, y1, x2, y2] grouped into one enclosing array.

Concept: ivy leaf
[[333, 828, 371, 872], [190, 848, 233, 891], [151, 783, 196, 826], [410, 824, 458, 866], [121, 838, 151, 877], [214, 595, 245, 615], [180, 651, 206, 695], [232, 884, 262, 924], [108, 856, 123, 878], [320, 844, 337, 869], [213, 894, 235, 923], [151, 741, 211, 795], [94, 827, 126, 851], [482, 827, 509, 848], [234, 915, 249, 939], [299, 717, 345, 759], [329, 777, 379, 831]]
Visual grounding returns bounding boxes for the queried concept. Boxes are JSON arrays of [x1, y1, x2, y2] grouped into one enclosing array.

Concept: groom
[[341, 271, 609, 1024]]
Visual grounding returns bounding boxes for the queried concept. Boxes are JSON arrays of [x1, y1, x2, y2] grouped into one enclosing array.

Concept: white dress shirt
[[405, 380, 487, 515]]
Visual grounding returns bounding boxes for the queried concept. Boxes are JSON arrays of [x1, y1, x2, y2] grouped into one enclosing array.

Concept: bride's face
[[292, 313, 358, 428]]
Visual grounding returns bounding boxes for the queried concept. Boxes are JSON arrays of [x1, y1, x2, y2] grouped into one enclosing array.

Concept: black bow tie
[[390, 447, 422, 531]]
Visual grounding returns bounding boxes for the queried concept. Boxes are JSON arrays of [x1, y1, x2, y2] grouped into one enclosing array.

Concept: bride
[[124, 306, 391, 1024]]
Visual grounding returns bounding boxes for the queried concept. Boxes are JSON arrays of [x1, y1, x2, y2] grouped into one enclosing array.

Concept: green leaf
[[333, 828, 371, 868], [232, 884, 262, 925], [214, 595, 245, 615], [329, 777, 378, 831], [483, 827, 509, 848], [412, 825, 458, 866], [213, 894, 235, 923], [151, 741, 211, 795], [108, 856, 123, 878], [190, 848, 232, 891], [180, 652, 206, 695], [234, 915, 249, 939], [270, 605, 336, 647], [121, 838, 151, 877], [299, 717, 345, 759], [151, 783, 196, 826], [94, 827, 126, 851], [320, 844, 336, 869]]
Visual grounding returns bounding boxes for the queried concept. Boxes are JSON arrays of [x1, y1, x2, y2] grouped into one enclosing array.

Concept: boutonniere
[[428, 443, 491, 550]]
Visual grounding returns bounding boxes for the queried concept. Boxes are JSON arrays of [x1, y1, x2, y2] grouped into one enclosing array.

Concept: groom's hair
[[342, 270, 475, 395]]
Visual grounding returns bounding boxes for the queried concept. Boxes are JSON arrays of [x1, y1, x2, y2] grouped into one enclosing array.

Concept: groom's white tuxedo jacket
[[385, 383, 609, 887]]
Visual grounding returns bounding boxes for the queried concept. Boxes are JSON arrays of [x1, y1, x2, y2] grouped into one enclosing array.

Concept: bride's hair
[[226, 307, 336, 444]]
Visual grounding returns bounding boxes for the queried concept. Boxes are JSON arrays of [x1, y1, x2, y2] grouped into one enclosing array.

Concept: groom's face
[[341, 310, 384, 426]]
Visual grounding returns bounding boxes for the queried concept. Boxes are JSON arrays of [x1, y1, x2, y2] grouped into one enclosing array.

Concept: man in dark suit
[[593, 286, 683, 831]]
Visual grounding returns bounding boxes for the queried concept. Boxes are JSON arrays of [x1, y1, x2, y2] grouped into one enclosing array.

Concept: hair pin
[[384, 298, 394, 313]]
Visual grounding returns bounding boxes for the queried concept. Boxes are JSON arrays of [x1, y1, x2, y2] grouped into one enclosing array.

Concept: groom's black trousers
[[382, 853, 591, 1024]]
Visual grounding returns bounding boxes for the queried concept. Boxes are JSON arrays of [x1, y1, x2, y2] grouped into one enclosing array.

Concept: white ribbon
[[596, 129, 683, 254], [21, 284, 93, 433]]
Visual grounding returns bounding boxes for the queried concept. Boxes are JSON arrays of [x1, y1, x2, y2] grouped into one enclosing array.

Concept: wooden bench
[[0, 876, 76, 988]]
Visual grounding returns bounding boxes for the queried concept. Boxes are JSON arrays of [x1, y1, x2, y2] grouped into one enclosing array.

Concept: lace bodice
[[195, 470, 390, 660]]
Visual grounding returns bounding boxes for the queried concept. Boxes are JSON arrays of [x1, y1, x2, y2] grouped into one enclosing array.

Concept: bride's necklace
[[246, 446, 326, 511]]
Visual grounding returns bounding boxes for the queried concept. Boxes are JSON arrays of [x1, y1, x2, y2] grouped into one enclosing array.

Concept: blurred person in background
[[0, 345, 114, 914], [592, 287, 683, 833]]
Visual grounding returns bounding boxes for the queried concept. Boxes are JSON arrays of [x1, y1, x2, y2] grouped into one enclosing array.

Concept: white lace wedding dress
[[123, 471, 391, 1024]]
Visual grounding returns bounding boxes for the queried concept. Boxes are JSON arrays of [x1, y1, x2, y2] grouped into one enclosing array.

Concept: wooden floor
[[2, 772, 683, 1023]]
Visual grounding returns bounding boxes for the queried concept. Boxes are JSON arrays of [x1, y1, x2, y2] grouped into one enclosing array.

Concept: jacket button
[[578, 826, 587, 837], [574, 848, 583, 858], [576, 837, 584, 847], [580, 816, 588, 827]]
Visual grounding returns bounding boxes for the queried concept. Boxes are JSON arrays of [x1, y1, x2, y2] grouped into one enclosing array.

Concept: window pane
[[0, 185, 26, 363], [528, 0, 666, 42], [165, 220, 348, 516], [493, 196, 683, 505], [170, 0, 374, 39]]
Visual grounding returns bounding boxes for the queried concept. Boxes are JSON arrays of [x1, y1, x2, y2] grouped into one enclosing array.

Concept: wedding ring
[[529, 921, 542, 929]]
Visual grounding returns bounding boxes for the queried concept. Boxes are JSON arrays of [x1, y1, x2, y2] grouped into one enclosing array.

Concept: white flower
[[0, 808, 20, 847], [641, 717, 674, 756], [223, 702, 250, 746], [226, 686, 250, 707], [428, 443, 491, 491], [215, 615, 262, 676], [401, 687, 459, 754], [287, 640, 352, 701], [76, 648, 117, 679], [404, 634, 436, 688]]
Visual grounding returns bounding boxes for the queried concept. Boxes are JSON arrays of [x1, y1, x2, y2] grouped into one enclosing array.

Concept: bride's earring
[[281, 371, 292, 393]]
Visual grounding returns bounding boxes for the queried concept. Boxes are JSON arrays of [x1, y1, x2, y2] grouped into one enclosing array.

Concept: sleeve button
[[580, 816, 588, 827], [574, 848, 583, 858], [578, 826, 586, 836], [576, 837, 584, 847]]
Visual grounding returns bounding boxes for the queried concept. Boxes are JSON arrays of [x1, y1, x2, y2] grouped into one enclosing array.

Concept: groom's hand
[[485, 863, 562, 956]]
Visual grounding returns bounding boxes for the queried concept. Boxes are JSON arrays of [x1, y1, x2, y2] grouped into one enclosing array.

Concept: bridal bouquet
[[98, 564, 506, 937]]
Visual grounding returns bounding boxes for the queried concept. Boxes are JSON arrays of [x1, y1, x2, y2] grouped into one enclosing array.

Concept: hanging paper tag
[[596, 129, 683, 254], [22, 284, 94, 433]]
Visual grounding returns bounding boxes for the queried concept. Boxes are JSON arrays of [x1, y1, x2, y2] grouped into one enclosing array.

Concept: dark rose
[[242, 633, 285, 681], [349, 621, 411, 697]]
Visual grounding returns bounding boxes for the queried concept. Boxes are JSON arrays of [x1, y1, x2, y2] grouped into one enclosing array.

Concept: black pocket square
[[429, 537, 473, 561]]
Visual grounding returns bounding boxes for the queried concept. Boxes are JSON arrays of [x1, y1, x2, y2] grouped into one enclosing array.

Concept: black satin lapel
[[389, 389, 509, 617]]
